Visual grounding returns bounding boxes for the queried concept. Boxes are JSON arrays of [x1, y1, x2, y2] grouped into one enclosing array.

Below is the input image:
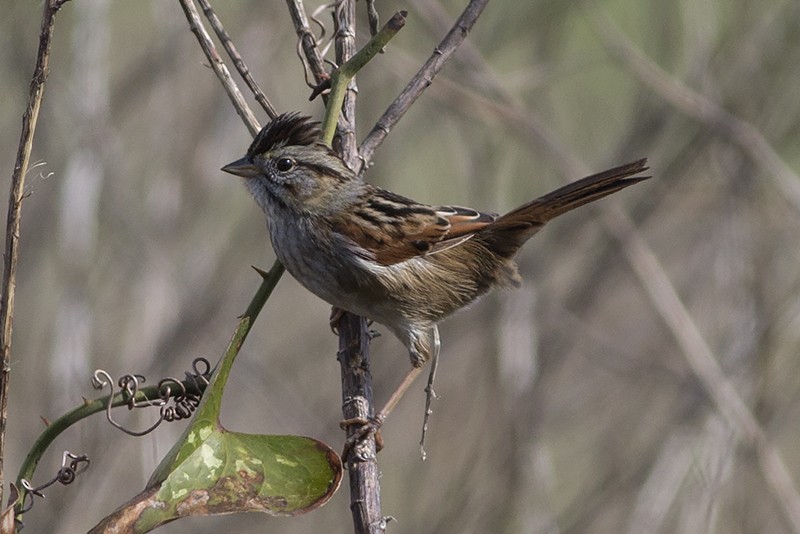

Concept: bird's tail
[[481, 158, 650, 258]]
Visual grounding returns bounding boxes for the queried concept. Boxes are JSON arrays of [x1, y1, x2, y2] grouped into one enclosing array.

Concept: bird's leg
[[341, 365, 424, 460], [341, 326, 438, 461], [419, 326, 441, 460]]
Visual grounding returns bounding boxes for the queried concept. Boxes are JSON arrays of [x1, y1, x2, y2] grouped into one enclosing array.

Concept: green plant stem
[[243, 260, 286, 337], [15, 382, 203, 500], [210, 260, 285, 395], [320, 10, 407, 145]]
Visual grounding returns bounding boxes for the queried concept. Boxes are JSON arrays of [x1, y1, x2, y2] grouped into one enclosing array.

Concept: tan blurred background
[[3, 0, 800, 532]]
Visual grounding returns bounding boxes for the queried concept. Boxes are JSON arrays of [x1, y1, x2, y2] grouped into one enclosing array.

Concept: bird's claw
[[340, 415, 385, 461], [329, 307, 345, 335]]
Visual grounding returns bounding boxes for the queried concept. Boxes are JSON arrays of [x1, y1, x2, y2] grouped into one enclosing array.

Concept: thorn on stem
[[250, 265, 270, 279]]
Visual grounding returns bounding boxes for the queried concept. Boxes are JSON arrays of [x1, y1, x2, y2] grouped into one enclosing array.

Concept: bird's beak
[[221, 157, 260, 178]]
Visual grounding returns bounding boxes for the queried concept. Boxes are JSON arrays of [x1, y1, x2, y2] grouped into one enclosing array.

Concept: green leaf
[[136, 430, 341, 529], [91, 426, 341, 533]]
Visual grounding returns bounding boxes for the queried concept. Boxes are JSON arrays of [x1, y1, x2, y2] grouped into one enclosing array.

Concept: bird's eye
[[275, 157, 295, 172]]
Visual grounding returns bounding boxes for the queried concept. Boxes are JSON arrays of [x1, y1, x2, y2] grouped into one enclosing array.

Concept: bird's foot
[[340, 415, 385, 461], [329, 307, 345, 335]]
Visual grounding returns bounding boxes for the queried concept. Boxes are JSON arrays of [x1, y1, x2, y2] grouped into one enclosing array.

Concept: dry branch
[[197, 0, 278, 119], [357, 0, 491, 172], [0, 0, 70, 508], [178, 0, 261, 135], [285, 0, 329, 88]]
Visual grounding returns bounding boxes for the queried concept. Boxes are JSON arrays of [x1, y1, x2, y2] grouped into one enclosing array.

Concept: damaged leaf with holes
[[137, 428, 341, 528], [92, 426, 342, 532]]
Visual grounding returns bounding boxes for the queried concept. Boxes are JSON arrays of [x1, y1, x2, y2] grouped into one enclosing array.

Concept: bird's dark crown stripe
[[247, 112, 321, 158]]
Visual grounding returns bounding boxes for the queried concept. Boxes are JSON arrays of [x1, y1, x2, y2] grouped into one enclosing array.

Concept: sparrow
[[222, 112, 649, 449]]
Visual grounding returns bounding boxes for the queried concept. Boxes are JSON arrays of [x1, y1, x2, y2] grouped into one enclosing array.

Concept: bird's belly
[[268, 219, 402, 325]]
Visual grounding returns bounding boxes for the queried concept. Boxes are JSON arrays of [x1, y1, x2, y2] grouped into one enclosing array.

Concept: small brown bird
[[223, 113, 649, 446]]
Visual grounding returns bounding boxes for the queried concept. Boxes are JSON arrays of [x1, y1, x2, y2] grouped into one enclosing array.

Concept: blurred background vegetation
[[3, 0, 800, 532]]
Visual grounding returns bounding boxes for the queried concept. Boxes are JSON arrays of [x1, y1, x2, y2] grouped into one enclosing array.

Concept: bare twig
[[357, 0, 491, 172], [593, 12, 800, 213], [196, 0, 278, 119], [285, 0, 329, 88], [0, 0, 70, 508], [366, 0, 379, 37], [333, 0, 359, 167], [177, 0, 261, 135]]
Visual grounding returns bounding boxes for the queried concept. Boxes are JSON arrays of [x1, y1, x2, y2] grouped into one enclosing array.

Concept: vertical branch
[[0, 0, 69, 507], [332, 0, 359, 167], [331, 1, 384, 533], [319, 12, 407, 147], [337, 314, 384, 534]]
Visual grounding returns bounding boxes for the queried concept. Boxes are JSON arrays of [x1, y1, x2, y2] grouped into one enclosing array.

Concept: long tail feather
[[482, 158, 650, 257]]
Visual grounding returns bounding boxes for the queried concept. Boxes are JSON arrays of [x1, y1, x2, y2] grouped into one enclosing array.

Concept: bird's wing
[[332, 187, 495, 266]]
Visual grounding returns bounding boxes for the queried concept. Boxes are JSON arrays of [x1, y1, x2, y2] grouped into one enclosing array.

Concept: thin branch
[[285, 0, 329, 87], [0, 0, 70, 508], [177, 0, 292, 393], [327, 3, 488, 530], [197, 0, 278, 119], [592, 12, 800, 213], [366, 0, 379, 37], [333, 0, 359, 168], [177, 0, 261, 135], [357, 0, 491, 172]]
